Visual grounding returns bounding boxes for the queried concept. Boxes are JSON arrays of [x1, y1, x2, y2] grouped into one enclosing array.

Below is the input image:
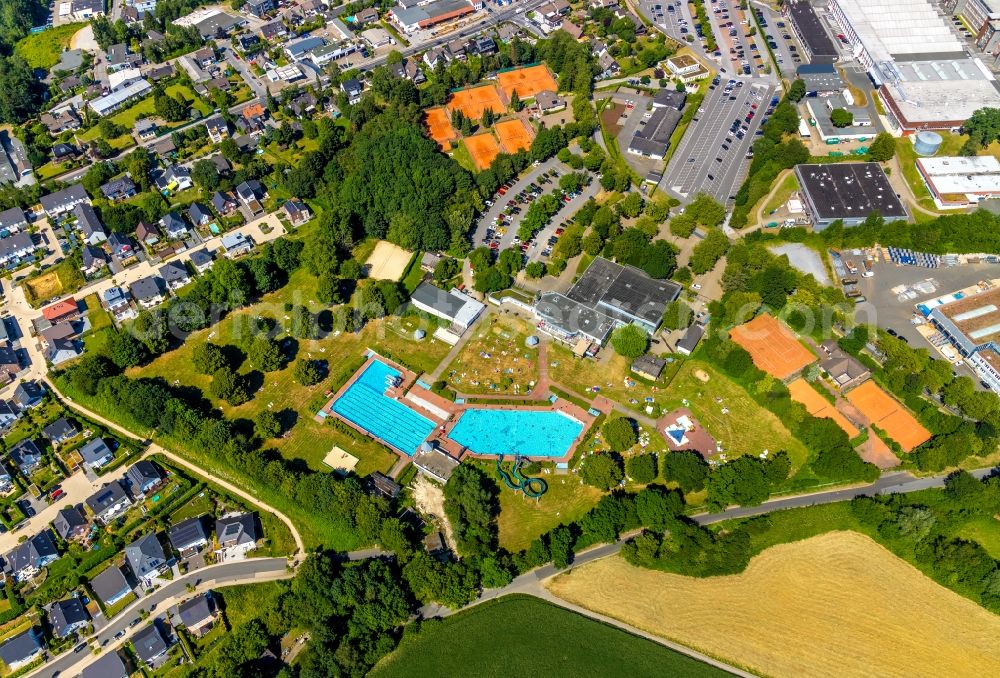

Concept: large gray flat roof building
[[794, 163, 908, 229]]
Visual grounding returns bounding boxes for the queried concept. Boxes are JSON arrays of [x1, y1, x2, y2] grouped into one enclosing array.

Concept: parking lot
[[471, 157, 566, 245], [705, 0, 766, 77], [659, 78, 776, 204], [754, 4, 806, 77]]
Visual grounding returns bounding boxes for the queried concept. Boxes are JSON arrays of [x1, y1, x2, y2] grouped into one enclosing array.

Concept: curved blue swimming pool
[[332, 360, 436, 455], [448, 408, 583, 458]]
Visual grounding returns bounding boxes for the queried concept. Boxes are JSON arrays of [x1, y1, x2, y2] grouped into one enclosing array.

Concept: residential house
[[289, 92, 317, 116], [245, 0, 274, 18], [151, 136, 176, 160], [125, 460, 162, 497], [168, 517, 208, 557], [205, 116, 229, 143], [534, 90, 566, 113], [129, 276, 166, 309], [187, 203, 213, 227], [0, 207, 27, 234], [42, 298, 79, 324], [241, 102, 267, 126], [103, 286, 135, 322], [99, 176, 138, 202], [159, 261, 191, 291], [368, 471, 401, 499], [237, 33, 260, 51], [5, 531, 59, 582], [134, 118, 158, 140], [423, 46, 451, 68], [235, 180, 266, 214], [176, 594, 217, 636], [42, 417, 78, 446], [0, 345, 19, 384], [211, 191, 238, 215], [51, 142, 79, 160], [0, 630, 43, 670], [820, 340, 871, 390], [146, 63, 174, 81], [215, 513, 260, 560], [81, 245, 108, 277], [236, 114, 266, 136], [0, 232, 38, 267], [107, 43, 142, 71], [0, 467, 12, 495], [389, 58, 425, 83], [85, 481, 132, 524], [340, 78, 363, 104], [259, 20, 287, 41], [12, 381, 43, 409], [80, 651, 129, 678], [79, 438, 115, 469], [132, 623, 169, 668], [209, 154, 231, 175], [9, 439, 42, 475], [159, 211, 189, 239], [676, 322, 704, 356], [91, 566, 132, 607], [283, 199, 311, 226], [155, 167, 192, 196], [39, 108, 82, 135], [357, 6, 379, 24], [48, 598, 90, 638], [0, 401, 18, 431], [193, 47, 215, 68], [107, 232, 136, 260], [135, 221, 161, 247], [125, 532, 168, 586], [40, 184, 89, 218], [48, 337, 80, 365], [221, 232, 253, 258], [53, 507, 89, 541], [188, 249, 214, 273], [560, 19, 583, 39], [74, 203, 107, 245]]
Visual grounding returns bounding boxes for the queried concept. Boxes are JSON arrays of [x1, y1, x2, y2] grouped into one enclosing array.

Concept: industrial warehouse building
[[786, 0, 839, 64], [915, 156, 1000, 208], [830, 0, 1000, 133], [928, 286, 1000, 395], [794, 163, 908, 229]]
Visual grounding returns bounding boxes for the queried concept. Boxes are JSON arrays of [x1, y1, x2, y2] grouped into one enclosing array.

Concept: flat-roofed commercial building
[[390, 0, 474, 34], [916, 156, 1000, 208], [786, 0, 839, 63], [794, 162, 908, 229], [928, 285, 1000, 394]]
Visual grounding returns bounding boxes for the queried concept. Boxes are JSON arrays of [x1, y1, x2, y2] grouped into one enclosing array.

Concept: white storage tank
[[914, 131, 943, 156]]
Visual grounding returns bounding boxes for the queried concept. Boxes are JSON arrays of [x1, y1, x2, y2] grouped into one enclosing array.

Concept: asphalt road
[[33, 559, 290, 678], [659, 79, 775, 203]]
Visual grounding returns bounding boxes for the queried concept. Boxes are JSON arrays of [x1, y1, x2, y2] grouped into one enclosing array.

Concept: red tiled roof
[[42, 299, 78, 322]]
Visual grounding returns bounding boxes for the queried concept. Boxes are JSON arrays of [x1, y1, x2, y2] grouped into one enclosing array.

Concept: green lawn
[[14, 23, 85, 69], [217, 582, 286, 627], [83, 293, 112, 332], [371, 595, 729, 678], [763, 172, 799, 214], [79, 84, 210, 143], [954, 517, 1000, 559], [451, 140, 476, 173], [497, 469, 603, 552]]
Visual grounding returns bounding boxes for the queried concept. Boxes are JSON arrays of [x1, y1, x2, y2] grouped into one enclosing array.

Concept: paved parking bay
[[659, 79, 776, 203], [753, 3, 805, 77], [471, 157, 567, 246], [525, 179, 600, 263]]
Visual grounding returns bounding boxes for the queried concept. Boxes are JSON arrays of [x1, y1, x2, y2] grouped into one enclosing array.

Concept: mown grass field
[[444, 315, 539, 395], [78, 84, 212, 142], [370, 595, 729, 678], [496, 471, 603, 552], [548, 531, 1000, 678], [15, 23, 85, 69]]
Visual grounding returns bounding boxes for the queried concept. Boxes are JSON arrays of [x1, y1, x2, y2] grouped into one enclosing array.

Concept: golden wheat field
[[546, 531, 1000, 678]]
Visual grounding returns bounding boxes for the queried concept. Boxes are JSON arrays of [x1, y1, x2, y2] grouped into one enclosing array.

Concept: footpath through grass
[[370, 594, 729, 678]]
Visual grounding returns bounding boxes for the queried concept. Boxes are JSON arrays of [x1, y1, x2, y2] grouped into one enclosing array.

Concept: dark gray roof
[[652, 89, 686, 110], [566, 257, 681, 328], [132, 622, 168, 663], [40, 184, 88, 213], [0, 629, 41, 666], [125, 460, 161, 492], [100, 176, 137, 200], [43, 416, 77, 441], [82, 245, 106, 269], [12, 381, 43, 407], [628, 107, 682, 157], [795, 163, 908, 221], [125, 532, 166, 579], [211, 191, 234, 211], [85, 480, 129, 516], [78, 438, 113, 465], [81, 651, 129, 678], [90, 566, 130, 605], [159, 261, 190, 284], [177, 594, 213, 628], [9, 438, 42, 470], [632, 354, 666, 377], [535, 291, 617, 344], [6, 530, 58, 575], [0, 207, 27, 231], [411, 282, 465, 319], [188, 249, 213, 267], [168, 517, 208, 552], [0, 232, 36, 260], [188, 203, 212, 224], [677, 322, 705, 353], [129, 276, 165, 302], [49, 598, 89, 637], [787, 0, 838, 62], [53, 507, 88, 540], [215, 513, 259, 547], [160, 211, 187, 233]]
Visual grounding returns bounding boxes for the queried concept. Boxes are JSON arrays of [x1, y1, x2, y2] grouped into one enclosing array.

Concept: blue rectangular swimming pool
[[331, 359, 436, 455], [448, 408, 584, 458]]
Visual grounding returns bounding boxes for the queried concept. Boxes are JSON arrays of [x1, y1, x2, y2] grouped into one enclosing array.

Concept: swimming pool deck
[[319, 350, 598, 464]]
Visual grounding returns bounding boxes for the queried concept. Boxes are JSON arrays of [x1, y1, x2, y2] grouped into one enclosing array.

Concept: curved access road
[[44, 379, 305, 559], [418, 466, 997, 676]]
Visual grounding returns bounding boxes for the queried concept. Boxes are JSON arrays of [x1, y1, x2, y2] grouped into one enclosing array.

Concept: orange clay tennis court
[[448, 85, 506, 120], [729, 314, 816, 380], [497, 64, 559, 99], [465, 133, 500, 170], [425, 107, 457, 149], [495, 118, 534, 154], [845, 381, 931, 452], [788, 378, 859, 438]]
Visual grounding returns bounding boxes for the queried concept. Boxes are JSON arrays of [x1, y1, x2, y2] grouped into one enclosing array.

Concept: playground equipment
[[496, 453, 547, 499]]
